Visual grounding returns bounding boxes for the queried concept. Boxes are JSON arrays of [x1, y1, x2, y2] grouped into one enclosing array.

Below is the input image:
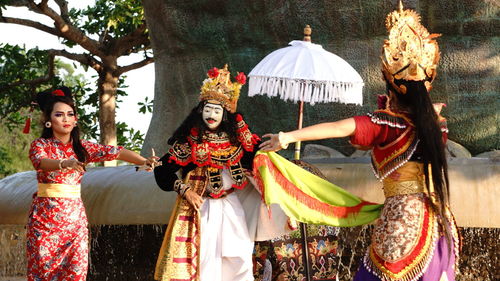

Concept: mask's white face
[[202, 103, 224, 130]]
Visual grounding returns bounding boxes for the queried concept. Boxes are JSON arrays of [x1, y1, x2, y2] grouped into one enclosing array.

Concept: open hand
[[259, 133, 284, 152]]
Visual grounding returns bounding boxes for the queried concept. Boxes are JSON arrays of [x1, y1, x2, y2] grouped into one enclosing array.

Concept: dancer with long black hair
[[259, 2, 460, 280], [153, 65, 292, 281], [28, 86, 157, 281]]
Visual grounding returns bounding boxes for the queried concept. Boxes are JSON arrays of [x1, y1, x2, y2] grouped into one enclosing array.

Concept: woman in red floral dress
[[27, 86, 157, 281]]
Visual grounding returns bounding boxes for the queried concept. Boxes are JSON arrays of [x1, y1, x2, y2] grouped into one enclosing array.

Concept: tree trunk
[[98, 61, 119, 166], [141, 0, 193, 155]]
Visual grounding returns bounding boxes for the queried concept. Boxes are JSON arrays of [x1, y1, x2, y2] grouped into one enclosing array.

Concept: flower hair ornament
[[22, 86, 74, 134], [381, 0, 441, 94], [36, 86, 74, 111], [200, 64, 246, 113]]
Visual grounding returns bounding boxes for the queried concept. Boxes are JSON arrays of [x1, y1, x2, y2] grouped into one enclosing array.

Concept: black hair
[[388, 79, 452, 242], [168, 100, 240, 145], [39, 88, 89, 163]]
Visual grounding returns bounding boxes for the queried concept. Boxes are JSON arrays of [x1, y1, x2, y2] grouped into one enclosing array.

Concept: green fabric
[[255, 151, 383, 227]]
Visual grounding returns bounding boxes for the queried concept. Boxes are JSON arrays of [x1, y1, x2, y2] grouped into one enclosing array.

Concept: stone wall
[[142, 0, 499, 155]]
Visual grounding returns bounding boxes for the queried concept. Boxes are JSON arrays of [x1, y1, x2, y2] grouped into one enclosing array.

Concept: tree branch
[[0, 16, 62, 37], [22, 0, 104, 57], [112, 22, 150, 57], [0, 48, 104, 93], [53, 0, 70, 22], [47, 49, 103, 72], [115, 57, 154, 76], [2, 0, 31, 7], [0, 53, 55, 91]]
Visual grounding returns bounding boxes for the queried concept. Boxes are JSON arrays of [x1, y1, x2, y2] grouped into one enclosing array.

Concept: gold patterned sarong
[[154, 167, 208, 281]]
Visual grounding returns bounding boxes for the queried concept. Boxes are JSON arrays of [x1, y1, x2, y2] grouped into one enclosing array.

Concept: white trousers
[[199, 170, 254, 281]]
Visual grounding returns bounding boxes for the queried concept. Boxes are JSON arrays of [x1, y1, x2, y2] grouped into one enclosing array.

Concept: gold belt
[[382, 180, 425, 198], [37, 183, 81, 198]]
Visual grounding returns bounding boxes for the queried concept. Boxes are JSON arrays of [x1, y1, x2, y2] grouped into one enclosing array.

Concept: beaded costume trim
[[368, 110, 419, 180], [368, 109, 414, 128], [168, 116, 259, 198]]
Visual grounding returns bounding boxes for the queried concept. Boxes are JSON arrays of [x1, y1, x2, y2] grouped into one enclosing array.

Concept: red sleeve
[[350, 115, 407, 148], [29, 138, 48, 170], [82, 140, 124, 163], [350, 115, 384, 147]]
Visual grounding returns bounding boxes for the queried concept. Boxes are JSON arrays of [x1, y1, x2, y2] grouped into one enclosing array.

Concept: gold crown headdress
[[200, 64, 246, 113], [382, 1, 441, 93]]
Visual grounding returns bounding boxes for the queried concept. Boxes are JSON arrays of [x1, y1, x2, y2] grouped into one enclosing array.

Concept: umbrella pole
[[294, 101, 304, 160], [295, 100, 312, 281]]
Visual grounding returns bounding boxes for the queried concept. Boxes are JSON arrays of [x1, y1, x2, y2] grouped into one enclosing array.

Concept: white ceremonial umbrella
[[249, 25, 364, 159], [249, 40, 364, 106], [248, 26, 364, 281]]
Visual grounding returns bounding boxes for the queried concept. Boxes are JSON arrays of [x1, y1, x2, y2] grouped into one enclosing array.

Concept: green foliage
[[0, 118, 40, 178], [0, 44, 145, 152], [0, 146, 15, 177], [138, 96, 153, 114], [67, 0, 147, 51], [0, 44, 59, 122], [116, 122, 144, 152], [0, 1, 150, 156]]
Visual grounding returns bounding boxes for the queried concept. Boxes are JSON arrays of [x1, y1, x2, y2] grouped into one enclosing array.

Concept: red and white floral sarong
[[27, 196, 88, 281]]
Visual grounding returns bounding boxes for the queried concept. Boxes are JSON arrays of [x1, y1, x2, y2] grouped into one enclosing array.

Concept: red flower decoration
[[235, 114, 243, 122], [235, 72, 246, 85], [207, 67, 219, 78], [52, 89, 65, 97], [190, 127, 199, 137]]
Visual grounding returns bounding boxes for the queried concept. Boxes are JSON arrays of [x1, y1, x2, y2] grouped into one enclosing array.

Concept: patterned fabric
[[350, 113, 459, 281], [367, 193, 439, 281], [168, 129, 258, 198], [27, 197, 88, 281], [253, 151, 382, 226], [27, 137, 122, 281], [372, 194, 428, 262], [29, 137, 123, 185], [352, 110, 449, 180], [154, 168, 206, 281], [253, 225, 342, 281]]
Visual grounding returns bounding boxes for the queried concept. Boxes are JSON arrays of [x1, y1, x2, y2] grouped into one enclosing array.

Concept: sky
[[0, 1, 154, 136]]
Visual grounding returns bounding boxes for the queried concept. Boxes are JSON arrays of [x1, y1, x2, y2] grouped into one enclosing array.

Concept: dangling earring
[[74, 121, 78, 127], [45, 121, 52, 128]]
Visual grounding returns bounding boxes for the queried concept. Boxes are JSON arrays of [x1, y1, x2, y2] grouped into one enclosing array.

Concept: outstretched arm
[[116, 149, 158, 170], [259, 118, 356, 152]]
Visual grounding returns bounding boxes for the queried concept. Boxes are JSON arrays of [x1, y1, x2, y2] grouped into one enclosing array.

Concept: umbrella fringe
[[248, 76, 363, 105]]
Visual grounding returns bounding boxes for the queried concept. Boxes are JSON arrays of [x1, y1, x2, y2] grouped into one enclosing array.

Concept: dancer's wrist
[[58, 160, 66, 170], [278, 132, 293, 149]]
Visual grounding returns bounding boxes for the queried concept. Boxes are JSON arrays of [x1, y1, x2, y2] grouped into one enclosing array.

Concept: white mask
[[202, 103, 224, 130]]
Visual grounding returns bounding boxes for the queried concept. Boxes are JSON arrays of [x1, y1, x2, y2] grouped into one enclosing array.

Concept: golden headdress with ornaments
[[381, 1, 441, 93], [200, 64, 246, 113]]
